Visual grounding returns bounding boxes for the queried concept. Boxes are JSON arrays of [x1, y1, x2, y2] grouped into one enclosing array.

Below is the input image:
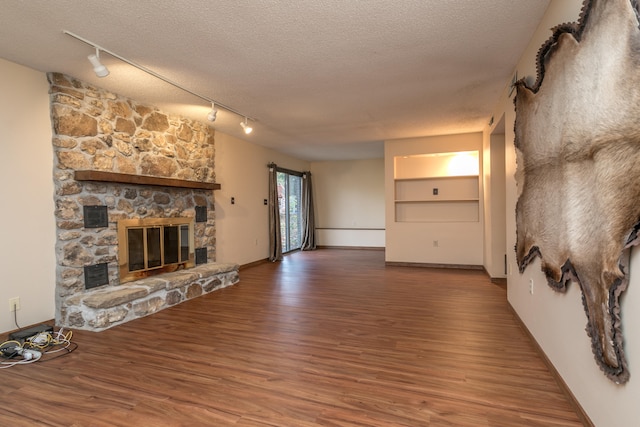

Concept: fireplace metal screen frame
[[117, 217, 195, 283]]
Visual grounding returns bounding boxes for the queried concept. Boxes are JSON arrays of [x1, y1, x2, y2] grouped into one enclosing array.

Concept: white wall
[[491, 1, 640, 425], [0, 58, 56, 333], [310, 158, 385, 248], [214, 132, 309, 266], [384, 133, 484, 265]]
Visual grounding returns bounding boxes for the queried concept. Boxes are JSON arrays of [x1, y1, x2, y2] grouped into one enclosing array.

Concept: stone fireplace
[[49, 72, 239, 331]]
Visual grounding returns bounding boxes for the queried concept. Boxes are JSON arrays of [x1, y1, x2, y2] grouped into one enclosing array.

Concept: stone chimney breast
[[47, 72, 229, 332]]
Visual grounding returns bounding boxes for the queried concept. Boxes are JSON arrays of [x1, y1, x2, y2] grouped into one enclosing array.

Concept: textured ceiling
[[0, 1, 550, 161]]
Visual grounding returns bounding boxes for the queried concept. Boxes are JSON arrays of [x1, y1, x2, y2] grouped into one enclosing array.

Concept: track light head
[[87, 48, 109, 77], [240, 118, 253, 134], [207, 102, 218, 122]]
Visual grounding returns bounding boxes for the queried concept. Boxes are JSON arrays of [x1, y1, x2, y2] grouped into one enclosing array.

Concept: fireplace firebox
[[118, 217, 195, 283]]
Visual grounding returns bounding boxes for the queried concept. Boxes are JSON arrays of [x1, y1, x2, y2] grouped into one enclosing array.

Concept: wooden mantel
[[74, 170, 221, 190]]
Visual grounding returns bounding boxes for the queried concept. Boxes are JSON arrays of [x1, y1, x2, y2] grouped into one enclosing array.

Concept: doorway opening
[[489, 115, 507, 279]]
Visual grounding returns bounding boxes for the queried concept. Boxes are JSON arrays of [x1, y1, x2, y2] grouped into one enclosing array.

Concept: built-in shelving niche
[[393, 151, 479, 223]]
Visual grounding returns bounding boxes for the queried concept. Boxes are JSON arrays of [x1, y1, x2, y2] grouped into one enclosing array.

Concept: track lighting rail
[[63, 30, 255, 126]]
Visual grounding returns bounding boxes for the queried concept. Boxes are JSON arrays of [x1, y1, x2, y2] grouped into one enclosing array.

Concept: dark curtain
[[268, 163, 283, 261], [300, 171, 316, 251]]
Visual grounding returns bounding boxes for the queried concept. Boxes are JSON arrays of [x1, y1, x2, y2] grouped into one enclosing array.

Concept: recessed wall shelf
[[393, 152, 479, 223], [74, 170, 221, 190]]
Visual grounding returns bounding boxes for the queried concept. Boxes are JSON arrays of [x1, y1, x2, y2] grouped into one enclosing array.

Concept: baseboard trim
[[239, 258, 270, 270], [317, 246, 385, 251], [385, 261, 484, 270], [508, 303, 594, 427]]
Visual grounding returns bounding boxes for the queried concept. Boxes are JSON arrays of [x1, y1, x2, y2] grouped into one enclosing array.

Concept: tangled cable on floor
[[0, 328, 77, 369]]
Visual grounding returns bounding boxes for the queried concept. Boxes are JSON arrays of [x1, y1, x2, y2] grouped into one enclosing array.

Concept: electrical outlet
[[9, 297, 20, 312], [529, 279, 534, 295]]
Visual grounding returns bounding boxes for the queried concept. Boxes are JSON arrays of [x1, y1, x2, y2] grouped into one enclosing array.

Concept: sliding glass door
[[277, 171, 302, 252]]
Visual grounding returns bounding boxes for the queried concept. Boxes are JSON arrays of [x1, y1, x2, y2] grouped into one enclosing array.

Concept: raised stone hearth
[[61, 263, 239, 331]]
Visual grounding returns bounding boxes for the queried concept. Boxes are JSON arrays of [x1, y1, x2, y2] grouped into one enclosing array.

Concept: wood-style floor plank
[[0, 249, 583, 426]]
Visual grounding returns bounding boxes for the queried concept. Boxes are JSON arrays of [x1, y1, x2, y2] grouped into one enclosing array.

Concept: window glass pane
[[147, 227, 162, 268], [288, 174, 302, 250], [128, 228, 145, 271], [277, 172, 288, 250], [276, 170, 303, 252], [164, 226, 179, 264]]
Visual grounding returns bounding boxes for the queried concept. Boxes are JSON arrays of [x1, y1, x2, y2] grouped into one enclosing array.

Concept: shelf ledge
[[394, 175, 479, 181], [395, 199, 479, 203], [74, 170, 221, 190]]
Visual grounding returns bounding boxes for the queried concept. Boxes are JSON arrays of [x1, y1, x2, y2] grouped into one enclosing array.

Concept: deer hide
[[515, 0, 640, 384]]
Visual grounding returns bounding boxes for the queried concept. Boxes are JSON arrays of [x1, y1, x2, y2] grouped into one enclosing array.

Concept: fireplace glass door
[[127, 225, 191, 272], [119, 218, 195, 283], [147, 227, 162, 268], [128, 228, 145, 271], [163, 226, 179, 264]]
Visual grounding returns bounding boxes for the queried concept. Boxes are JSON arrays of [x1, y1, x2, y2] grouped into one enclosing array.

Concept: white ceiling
[[0, 1, 550, 161]]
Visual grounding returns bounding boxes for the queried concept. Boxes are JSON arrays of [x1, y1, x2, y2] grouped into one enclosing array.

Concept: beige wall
[[0, 56, 311, 333], [384, 133, 484, 265], [310, 158, 385, 248], [0, 58, 56, 333], [489, 1, 640, 425], [214, 132, 309, 265], [482, 128, 507, 279]]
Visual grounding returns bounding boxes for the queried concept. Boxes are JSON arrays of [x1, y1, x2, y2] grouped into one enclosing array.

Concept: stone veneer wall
[[48, 72, 235, 330]]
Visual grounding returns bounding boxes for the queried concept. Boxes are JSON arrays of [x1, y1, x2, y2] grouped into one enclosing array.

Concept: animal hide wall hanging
[[514, 0, 640, 384]]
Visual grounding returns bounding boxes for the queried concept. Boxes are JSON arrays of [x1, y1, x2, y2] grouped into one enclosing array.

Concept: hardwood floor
[[0, 249, 584, 426]]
